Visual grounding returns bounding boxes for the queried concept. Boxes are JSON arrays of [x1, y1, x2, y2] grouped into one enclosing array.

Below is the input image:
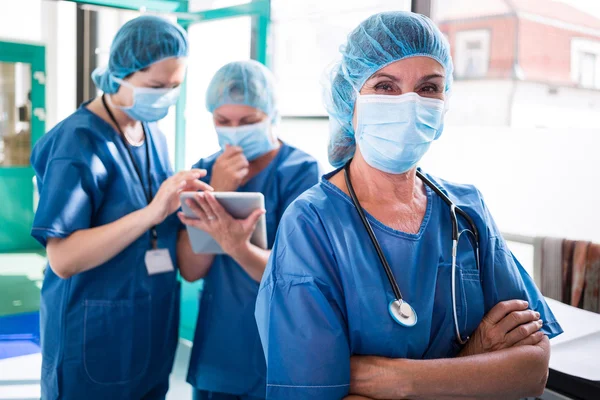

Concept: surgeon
[[177, 60, 321, 400], [31, 16, 211, 400], [255, 11, 562, 400]]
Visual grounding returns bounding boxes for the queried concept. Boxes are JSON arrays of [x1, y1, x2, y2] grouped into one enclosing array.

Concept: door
[[0, 41, 46, 252], [179, 14, 253, 341]]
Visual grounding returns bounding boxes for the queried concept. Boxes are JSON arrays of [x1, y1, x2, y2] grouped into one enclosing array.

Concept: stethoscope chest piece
[[388, 300, 417, 327]]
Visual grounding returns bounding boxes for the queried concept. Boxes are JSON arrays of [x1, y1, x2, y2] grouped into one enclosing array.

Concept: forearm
[[229, 242, 270, 282], [354, 338, 550, 400], [47, 206, 157, 278], [177, 230, 215, 281]]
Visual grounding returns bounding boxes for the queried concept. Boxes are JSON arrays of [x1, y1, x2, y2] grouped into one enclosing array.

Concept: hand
[[459, 300, 544, 357], [177, 191, 265, 256], [210, 145, 249, 191], [147, 169, 213, 225]]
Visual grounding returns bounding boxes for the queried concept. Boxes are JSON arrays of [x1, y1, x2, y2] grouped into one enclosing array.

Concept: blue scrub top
[[186, 143, 321, 398], [255, 169, 563, 400], [31, 102, 182, 400]]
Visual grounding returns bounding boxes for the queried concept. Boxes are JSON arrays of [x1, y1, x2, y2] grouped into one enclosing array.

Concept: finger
[[204, 192, 229, 220], [181, 179, 214, 193], [185, 198, 207, 220], [497, 309, 540, 335], [512, 330, 545, 348], [196, 192, 217, 221], [483, 300, 529, 325], [175, 169, 205, 181], [178, 212, 208, 231], [504, 319, 544, 347], [235, 168, 250, 180], [229, 155, 250, 170], [242, 208, 266, 232], [222, 145, 244, 158]]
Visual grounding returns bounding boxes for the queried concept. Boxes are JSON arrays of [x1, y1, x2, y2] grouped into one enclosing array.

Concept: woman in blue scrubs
[[31, 16, 211, 400], [255, 12, 563, 400], [177, 60, 321, 400]]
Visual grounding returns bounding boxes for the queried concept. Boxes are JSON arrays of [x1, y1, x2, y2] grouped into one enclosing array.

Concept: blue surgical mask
[[355, 92, 444, 174], [112, 77, 180, 122], [216, 120, 277, 161]]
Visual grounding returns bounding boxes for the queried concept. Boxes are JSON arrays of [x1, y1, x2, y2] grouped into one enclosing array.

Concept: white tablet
[[180, 191, 268, 254]]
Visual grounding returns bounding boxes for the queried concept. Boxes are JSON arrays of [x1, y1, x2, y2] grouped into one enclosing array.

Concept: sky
[[556, 0, 600, 19]]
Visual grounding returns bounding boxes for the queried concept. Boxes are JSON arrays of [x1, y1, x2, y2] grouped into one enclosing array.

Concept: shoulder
[[147, 122, 168, 150], [191, 150, 222, 170], [32, 109, 111, 174], [265, 182, 340, 280], [277, 142, 321, 173], [421, 172, 484, 209], [420, 171, 499, 237]]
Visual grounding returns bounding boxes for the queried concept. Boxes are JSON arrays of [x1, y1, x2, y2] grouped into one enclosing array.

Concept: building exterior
[[433, 0, 600, 128]]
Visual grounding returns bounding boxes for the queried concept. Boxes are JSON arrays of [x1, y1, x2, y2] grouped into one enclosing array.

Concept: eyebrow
[[367, 72, 445, 84], [240, 114, 261, 122], [417, 73, 445, 84]]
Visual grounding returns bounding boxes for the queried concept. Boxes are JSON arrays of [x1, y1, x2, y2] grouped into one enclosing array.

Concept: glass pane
[[0, 62, 32, 167], [431, 0, 600, 129], [421, 0, 600, 246], [271, 0, 412, 117], [184, 16, 252, 168]]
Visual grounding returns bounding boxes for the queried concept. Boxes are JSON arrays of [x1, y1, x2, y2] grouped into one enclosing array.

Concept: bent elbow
[[178, 261, 207, 282], [180, 267, 202, 282], [532, 369, 549, 397], [525, 336, 551, 397], [46, 241, 75, 279], [47, 257, 75, 279]]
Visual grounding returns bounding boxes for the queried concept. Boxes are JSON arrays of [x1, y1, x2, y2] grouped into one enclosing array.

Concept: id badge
[[145, 249, 175, 275]]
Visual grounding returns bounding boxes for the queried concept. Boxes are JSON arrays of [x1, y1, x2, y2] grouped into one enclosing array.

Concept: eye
[[419, 84, 441, 94], [374, 82, 396, 93]]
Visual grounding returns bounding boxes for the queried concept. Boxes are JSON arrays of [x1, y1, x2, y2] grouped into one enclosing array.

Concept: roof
[[435, 0, 600, 30]]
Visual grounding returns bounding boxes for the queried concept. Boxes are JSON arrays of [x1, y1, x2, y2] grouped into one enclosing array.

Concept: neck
[[104, 94, 139, 131], [348, 150, 420, 206]]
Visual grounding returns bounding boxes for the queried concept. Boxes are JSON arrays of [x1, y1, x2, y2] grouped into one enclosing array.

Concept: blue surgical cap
[[324, 11, 454, 167], [206, 60, 278, 123], [92, 16, 188, 94]]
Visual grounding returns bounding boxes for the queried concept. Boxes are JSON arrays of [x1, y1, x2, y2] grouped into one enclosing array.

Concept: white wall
[[445, 80, 514, 126], [511, 81, 600, 129], [0, 0, 43, 43], [279, 118, 600, 245]]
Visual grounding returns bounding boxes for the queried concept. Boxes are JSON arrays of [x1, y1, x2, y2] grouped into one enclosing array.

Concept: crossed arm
[[346, 300, 550, 400]]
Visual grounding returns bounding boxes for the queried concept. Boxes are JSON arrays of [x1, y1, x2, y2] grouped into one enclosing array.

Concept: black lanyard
[[101, 94, 158, 247]]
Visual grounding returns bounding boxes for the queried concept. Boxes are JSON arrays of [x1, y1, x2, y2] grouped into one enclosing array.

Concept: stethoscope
[[344, 161, 481, 345]]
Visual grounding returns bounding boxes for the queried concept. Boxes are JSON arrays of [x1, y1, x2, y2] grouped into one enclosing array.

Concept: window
[[579, 51, 597, 87], [271, 0, 412, 117], [422, 0, 600, 247], [571, 39, 600, 89], [454, 30, 490, 79]]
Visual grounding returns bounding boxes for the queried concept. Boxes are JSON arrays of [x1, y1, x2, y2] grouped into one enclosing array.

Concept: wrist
[[387, 358, 415, 399], [225, 239, 252, 260], [143, 203, 163, 227]]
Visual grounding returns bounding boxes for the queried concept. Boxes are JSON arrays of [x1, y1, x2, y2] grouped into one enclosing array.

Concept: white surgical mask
[[355, 92, 445, 174]]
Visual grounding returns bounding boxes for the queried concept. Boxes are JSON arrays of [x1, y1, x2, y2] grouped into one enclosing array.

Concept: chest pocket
[[455, 235, 485, 341]]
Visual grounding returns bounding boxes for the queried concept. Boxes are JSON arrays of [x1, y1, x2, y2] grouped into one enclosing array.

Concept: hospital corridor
[[0, 1, 599, 399]]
